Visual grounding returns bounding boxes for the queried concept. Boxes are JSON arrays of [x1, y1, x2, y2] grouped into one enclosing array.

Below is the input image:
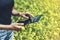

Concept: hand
[[12, 9, 33, 19], [19, 12, 33, 19], [10, 23, 24, 31]]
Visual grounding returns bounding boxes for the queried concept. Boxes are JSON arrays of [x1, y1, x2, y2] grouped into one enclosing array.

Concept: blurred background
[[12, 0, 60, 40]]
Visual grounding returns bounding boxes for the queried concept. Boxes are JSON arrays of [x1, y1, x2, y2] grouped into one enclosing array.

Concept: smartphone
[[17, 14, 42, 26]]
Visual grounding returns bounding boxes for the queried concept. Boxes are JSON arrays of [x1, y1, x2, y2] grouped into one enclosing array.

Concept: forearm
[[0, 24, 11, 30]]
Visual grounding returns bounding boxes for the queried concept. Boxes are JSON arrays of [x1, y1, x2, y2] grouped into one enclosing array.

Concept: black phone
[[17, 19, 31, 26], [17, 14, 42, 26]]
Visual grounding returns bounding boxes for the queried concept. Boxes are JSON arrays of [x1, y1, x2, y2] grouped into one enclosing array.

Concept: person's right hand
[[9, 23, 24, 31]]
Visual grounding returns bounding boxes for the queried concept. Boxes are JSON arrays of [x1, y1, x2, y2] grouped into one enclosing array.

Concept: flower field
[[12, 0, 60, 40]]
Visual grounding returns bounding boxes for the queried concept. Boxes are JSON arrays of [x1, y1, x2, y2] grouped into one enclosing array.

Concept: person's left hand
[[19, 12, 33, 19]]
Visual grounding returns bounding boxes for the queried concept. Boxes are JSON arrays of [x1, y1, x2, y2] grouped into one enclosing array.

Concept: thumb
[[16, 26, 22, 29], [23, 15, 29, 19]]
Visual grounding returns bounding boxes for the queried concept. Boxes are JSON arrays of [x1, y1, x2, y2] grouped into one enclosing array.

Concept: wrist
[[7, 24, 14, 30]]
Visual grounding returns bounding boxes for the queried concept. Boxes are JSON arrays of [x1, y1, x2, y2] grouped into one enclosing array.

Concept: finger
[[25, 12, 33, 17], [14, 26, 22, 31], [22, 15, 29, 19], [16, 26, 22, 29], [18, 23, 24, 26]]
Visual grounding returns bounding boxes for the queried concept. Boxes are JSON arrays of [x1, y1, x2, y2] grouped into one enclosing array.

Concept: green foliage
[[12, 0, 60, 40]]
